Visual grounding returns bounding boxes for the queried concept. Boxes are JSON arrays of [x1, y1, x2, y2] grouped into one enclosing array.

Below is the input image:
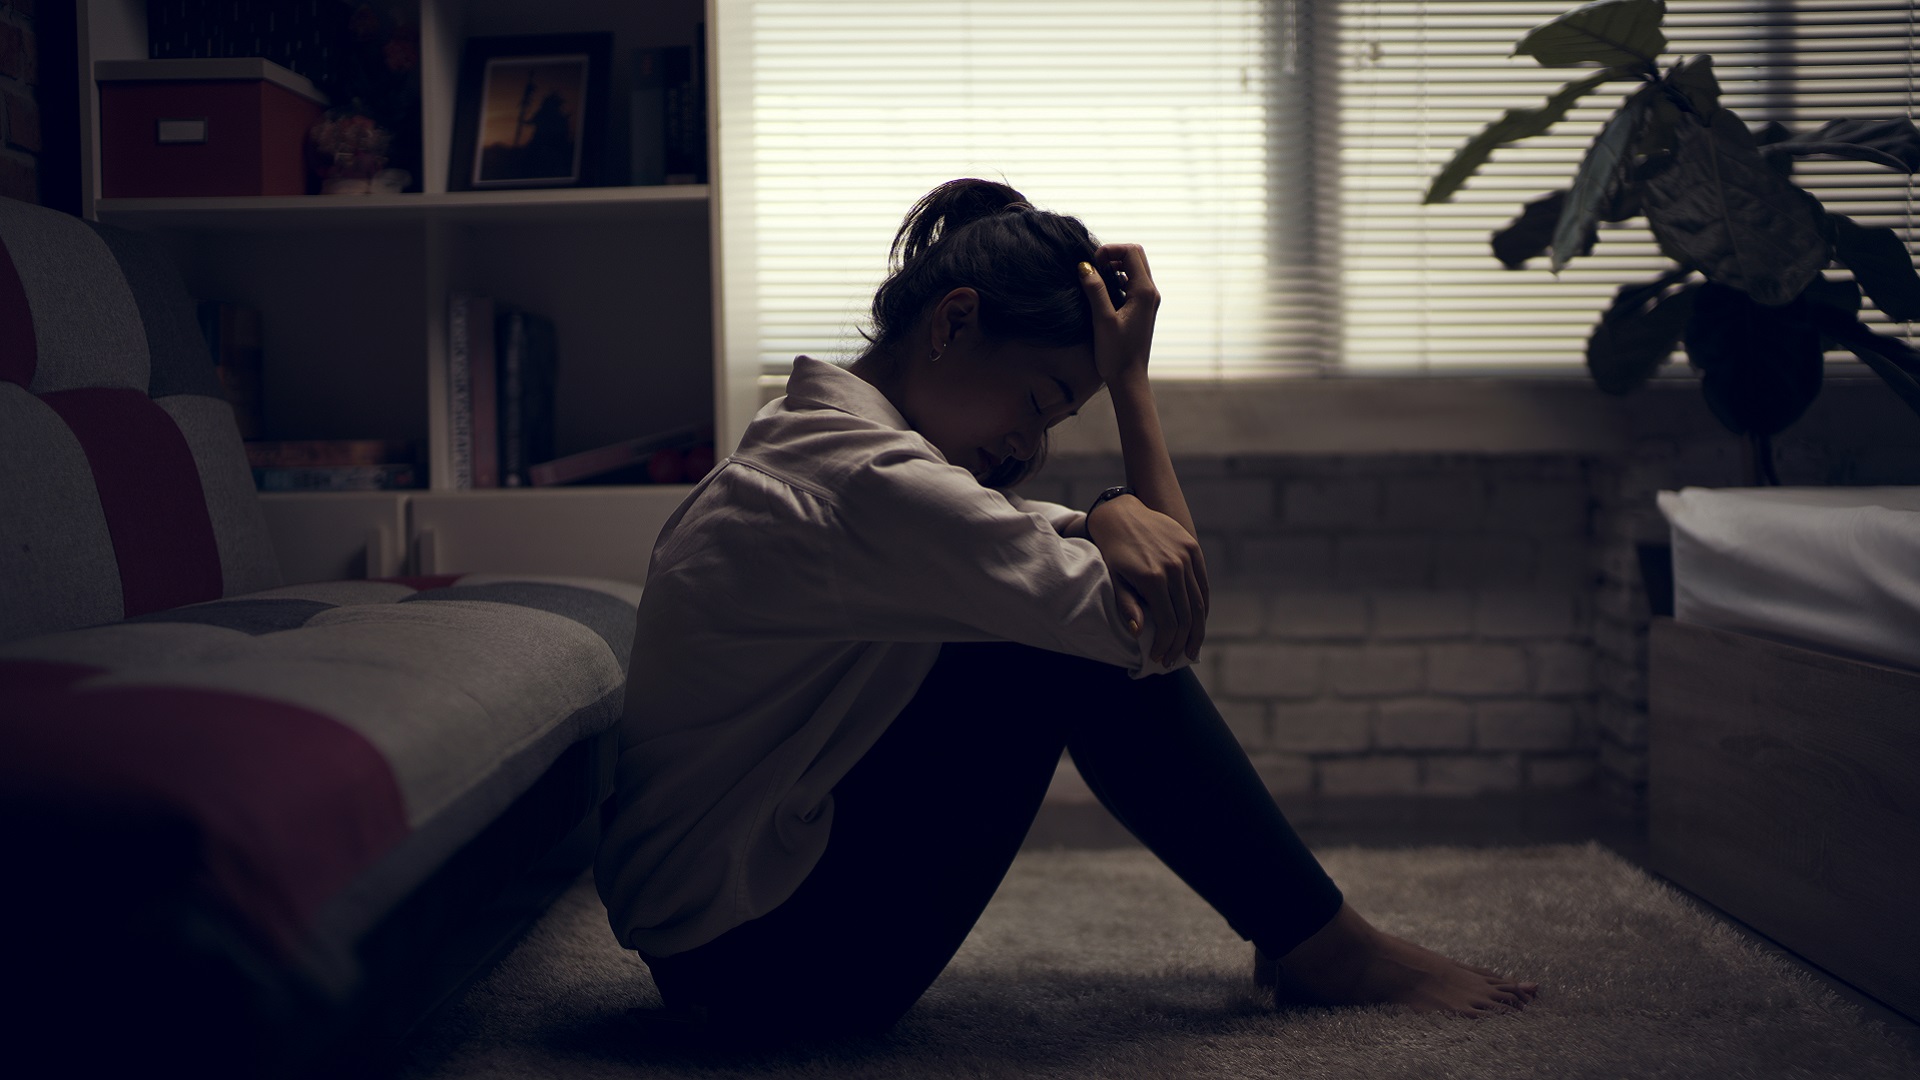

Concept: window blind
[[714, 0, 1293, 380], [1341, 0, 1919, 371], [716, 1, 1918, 382]]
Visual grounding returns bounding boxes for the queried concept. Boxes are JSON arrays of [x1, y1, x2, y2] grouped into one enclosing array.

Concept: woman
[[595, 179, 1540, 1043]]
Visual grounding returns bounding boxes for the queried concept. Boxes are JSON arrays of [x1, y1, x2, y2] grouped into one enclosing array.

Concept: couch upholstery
[[0, 196, 639, 1076]]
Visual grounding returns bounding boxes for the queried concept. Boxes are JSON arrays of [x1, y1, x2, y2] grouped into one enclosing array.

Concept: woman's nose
[[1007, 427, 1039, 461]]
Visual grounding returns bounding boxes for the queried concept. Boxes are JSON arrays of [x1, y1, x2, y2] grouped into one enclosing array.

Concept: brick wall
[[1021, 453, 1604, 804], [0, 0, 38, 203], [1031, 380, 1920, 819]]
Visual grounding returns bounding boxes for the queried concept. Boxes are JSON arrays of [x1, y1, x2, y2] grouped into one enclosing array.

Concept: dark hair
[[866, 179, 1125, 488]]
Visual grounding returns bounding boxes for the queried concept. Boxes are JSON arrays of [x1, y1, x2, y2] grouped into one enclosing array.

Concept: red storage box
[[97, 58, 328, 198]]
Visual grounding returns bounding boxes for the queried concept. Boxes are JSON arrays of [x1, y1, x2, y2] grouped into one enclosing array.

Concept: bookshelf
[[75, 0, 742, 583]]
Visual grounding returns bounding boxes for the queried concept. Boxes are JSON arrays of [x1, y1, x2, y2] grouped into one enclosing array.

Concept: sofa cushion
[[0, 571, 640, 968], [0, 197, 280, 644]]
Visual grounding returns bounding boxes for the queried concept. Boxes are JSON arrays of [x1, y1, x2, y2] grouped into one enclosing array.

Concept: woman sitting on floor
[[594, 178, 1541, 1043]]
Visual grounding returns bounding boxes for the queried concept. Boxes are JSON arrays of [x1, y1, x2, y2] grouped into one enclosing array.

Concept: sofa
[[0, 195, 641, 1077]]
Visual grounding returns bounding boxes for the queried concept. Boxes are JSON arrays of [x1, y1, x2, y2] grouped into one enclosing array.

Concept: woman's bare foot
[[1254, 902, 1540, 1019]]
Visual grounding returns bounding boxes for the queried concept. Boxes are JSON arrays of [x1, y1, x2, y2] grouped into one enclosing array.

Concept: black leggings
[[641, 641, 1346, 1041]]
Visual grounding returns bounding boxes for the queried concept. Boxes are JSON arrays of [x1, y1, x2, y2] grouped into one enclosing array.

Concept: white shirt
[[595, 357, 1186, 956]]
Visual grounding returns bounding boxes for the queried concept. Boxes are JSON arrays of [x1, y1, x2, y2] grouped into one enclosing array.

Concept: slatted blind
[[1341, 0, 1919, 371], [716, 1, 1918, 381], [714, 0, 1295, 380]]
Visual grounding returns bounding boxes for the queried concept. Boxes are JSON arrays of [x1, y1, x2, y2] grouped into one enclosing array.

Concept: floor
[[1025, 787, 1920, 1056]]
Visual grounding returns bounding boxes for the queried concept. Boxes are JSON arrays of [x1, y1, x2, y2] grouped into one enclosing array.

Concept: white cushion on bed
[[1658, 486, 1920, 671]]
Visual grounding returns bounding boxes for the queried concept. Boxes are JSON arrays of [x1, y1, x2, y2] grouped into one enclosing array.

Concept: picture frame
[[448, 33, 612, 191]]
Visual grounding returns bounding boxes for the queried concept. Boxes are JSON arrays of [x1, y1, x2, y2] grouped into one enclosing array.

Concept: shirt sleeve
[[1005, 493, 1087, 537], [826, 448, 1187, 678]]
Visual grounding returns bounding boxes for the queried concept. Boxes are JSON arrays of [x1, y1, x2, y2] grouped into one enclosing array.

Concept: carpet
[[397, 842, 1920, 1079]]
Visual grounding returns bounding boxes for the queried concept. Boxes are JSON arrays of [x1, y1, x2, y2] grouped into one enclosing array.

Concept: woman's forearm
[[1108, 369, 1196, 540]]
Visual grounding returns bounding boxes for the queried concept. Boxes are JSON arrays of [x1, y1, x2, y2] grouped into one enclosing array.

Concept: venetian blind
[[714, 0, 1309, 381], [1341, 0, 1920, 371]]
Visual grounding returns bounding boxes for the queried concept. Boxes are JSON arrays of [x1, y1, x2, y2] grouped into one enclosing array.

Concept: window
[[716, 1, 1918, 380], [1343, 0, 1920, 371]]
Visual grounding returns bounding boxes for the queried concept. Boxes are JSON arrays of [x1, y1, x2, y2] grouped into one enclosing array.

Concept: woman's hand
[[1085, 494, 1209, 665], [1078, 243, 1161, 386]]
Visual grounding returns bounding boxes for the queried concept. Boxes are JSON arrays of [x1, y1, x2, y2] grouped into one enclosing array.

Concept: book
[[629, 47, 670, 186], [245, 439, 417, 469], [466, 295, 501, 488], [253, 463, 420, 492], [652, 45, 698, 185], [446, 293, 475, 489], [197, 300, 264, 438], [496, 306, 558, 487], [528, 425, 712, 488]]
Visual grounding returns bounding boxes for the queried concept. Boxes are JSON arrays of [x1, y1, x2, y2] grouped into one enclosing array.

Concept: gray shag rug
[[398, 842, 1920, 1079]]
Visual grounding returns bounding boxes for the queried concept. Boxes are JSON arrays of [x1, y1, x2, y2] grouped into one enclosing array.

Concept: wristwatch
[[1086, 485, 1136, 519]]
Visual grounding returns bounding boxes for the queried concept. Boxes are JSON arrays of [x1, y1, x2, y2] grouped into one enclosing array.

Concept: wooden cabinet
[[76, 0, 741, 582], [1648, 618, 1920, 1023]]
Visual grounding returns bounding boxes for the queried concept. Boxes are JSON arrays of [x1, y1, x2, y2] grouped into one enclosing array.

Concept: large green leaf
[[1683, 282, 1824, 437], [1832, 215, 1920, 321], [1762, 117, 1920, 173], [1516, 0, 1667, 69], [1640, 107, 1831, 305], [1587, 269, 1697, 394], [1551, 86, 1653, 270], [1667, 54, 1720, 119], [1424, 69, 1622, 204], [1492, 190, 1576, 268], [1798, 302, 1920, 422]]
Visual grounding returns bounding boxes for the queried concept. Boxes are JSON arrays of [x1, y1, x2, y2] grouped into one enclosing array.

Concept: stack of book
[[447, 294, 559, 488], [247, 439, 421, 491], [629, 34, 707, 186]]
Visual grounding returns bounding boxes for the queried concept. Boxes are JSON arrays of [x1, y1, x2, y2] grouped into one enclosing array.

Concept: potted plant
[[1424, 0, 1920, 484]]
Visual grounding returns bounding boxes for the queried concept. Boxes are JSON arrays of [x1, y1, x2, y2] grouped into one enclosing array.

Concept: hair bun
[[890, 178, 1030, 267]]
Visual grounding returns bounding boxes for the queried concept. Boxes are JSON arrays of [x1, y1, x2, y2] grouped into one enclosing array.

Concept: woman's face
[[893, 289, 1103, 483]]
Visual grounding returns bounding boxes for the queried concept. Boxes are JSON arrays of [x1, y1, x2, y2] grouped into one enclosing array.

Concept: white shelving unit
[[75, 0, 742, 584]]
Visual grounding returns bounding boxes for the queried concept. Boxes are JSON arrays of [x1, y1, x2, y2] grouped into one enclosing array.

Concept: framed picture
[[449, 33, 612, 191]]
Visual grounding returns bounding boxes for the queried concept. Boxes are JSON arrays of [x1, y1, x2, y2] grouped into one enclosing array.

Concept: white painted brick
[[1597, 655, 1647, 707], [1475, 591, 1578, 639], [1190, 651, 1220, 696], [1266, 591, 1368, 640], [1283, 479, 1381, 528], [1183, 476, 1278, 530], [1372, 591, 1474, 640], [1428, 644, 1529, 695], [1336, 536, 1432, 589], [1220, 644, 1323, 699], [1487, 480, 1590, 536], [1374, 698, 1474, 750], [1570, 699, 1601, 751], [1236, 534, 1336, 586], [1533, 541, 1597, 590], [1381, 475, 1487, 532], [1432, 535, 1534, 589], [1206, 590, 1267, 637], [1593, 618, 1647, 666], [1217, 700, 1270, 750], [1423, 754, 1523, 796], [1600, 740, 1648, 784], [1326, 645, 1425, 697], [1597, 699, 1648, 746], [1476, 701, 1577, 751], [1252, 753, 1315, 796], [1532, 642, 1596, 695], [1319, 756, 1422, 796], [1270, 701, 1372, 753], [1526, 756, 1598, 789]]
